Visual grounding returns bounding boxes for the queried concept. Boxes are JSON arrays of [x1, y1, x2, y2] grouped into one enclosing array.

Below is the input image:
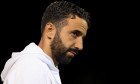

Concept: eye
[[72, 32, 78, 38], [71, 30, 82, 38]]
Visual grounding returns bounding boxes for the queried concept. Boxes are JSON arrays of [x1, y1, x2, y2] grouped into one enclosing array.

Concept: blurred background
[[0, 0, 139, 84]]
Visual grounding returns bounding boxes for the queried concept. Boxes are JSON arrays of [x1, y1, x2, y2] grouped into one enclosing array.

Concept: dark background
[[0, 0, 139, 84]]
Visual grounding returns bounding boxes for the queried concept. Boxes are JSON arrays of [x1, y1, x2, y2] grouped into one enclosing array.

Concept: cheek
[[61, 35, 75, 48], [60, 30, 75, 48]]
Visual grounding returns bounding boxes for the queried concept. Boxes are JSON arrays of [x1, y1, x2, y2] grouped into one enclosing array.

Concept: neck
[[52, 57, 59, 67], [38, 38, 59, 67]]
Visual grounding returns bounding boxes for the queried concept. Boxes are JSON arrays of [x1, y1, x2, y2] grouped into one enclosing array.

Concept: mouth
[[68, 51, 77, 56]]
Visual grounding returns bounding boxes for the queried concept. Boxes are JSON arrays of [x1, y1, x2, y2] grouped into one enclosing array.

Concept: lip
[[69, 51, 76, 56]]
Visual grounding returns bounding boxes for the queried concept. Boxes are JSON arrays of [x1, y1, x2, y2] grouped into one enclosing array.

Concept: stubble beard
[[50, 32, 74, 64]]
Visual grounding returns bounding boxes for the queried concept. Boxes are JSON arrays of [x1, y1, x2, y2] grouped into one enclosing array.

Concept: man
[[1, 1, 90, 84]]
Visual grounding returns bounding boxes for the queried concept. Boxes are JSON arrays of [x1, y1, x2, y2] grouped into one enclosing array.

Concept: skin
[[38, 15, 88, 66]]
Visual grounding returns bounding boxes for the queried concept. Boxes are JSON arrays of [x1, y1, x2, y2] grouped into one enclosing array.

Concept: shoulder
[[4, 55, 51, 84], [12, 54, 49, 71]]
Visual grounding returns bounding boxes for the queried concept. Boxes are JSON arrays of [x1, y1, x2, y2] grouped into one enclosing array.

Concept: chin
[[60, 55, 73, 64]]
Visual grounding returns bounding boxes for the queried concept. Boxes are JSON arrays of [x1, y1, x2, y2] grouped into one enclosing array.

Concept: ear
[[44, 22, 56, 41]]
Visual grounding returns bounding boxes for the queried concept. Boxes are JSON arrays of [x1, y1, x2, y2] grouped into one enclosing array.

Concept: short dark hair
[[41, 0, 90, 35]]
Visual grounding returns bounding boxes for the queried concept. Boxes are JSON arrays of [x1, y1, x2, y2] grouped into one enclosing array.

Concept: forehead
[[66, 16, 88, 36]]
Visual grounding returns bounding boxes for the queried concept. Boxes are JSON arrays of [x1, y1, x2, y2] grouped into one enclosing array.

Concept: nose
[[74, 37, 83, 50]]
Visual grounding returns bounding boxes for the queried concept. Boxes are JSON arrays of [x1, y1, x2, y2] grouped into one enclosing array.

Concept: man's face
[[51, 16, 88, 64]]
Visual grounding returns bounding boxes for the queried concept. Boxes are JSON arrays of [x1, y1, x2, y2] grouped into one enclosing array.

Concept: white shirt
[[1, 42, 62, 84]]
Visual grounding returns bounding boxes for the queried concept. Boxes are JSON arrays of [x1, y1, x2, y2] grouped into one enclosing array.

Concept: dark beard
[[51, 32, 75, 64]]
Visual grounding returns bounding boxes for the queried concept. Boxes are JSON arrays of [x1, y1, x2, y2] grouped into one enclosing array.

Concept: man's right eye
[[71, 30, 82, 39], [72, 32, 78, 38]]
